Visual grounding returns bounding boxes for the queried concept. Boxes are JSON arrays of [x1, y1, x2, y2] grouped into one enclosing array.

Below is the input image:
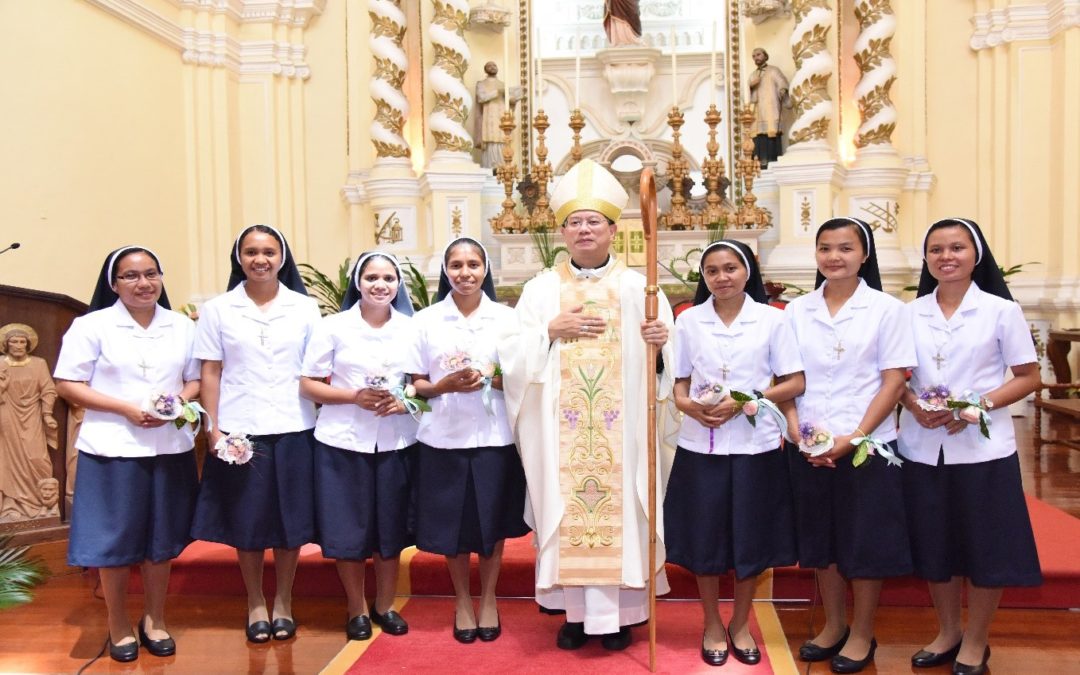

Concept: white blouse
[[674, 296, 804, 455], [301, 305, 418, 453], [898, 283, 1037, 465], [194, 282, 319, 434], [54, 301, 200, 458], [403, 295, 515, 449], [785, 279, 916, 442]]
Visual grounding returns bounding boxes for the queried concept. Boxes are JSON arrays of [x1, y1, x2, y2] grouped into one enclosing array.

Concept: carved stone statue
[[604, 0, 643, 47], [0, 323, 60, 523], [748, 47, 790, 168], [474, 61, 525, 169]]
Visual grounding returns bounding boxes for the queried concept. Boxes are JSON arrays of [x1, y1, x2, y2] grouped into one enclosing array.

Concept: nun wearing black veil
[[662, 240, 805, 666], [897, 218, 1041, 674], [189, 225, 321, 644], [299, 251, 418, 641], [54, 246, 200, 662], [402, 237, 529, 644], [783, 218, 916, 673]]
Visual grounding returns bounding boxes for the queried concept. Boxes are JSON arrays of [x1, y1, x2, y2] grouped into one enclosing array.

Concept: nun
[[663, 240, 804, 666], [299, 251, 418, 641], [404, 237, 529, 643], [190, 225, 321, 643], [898, 218, 1041, 675], [783, 218, 916, 674], [55, 246, 199, 662]]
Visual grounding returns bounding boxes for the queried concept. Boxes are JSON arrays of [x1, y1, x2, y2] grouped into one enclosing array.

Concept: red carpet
[[326, 597, 792, 674], [159, 496, 1080, 609]]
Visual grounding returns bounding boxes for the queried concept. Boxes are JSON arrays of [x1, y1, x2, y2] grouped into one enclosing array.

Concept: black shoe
[[346, 615, 372, 641], [830, 638, 877, 674], [370, 605, 409, 635], [138, 620, 176, 657], [601, 626, 632, 651], [912, 641, 962, 668], [799, 626, 850, 662], [729, 626, 760, 665], [271, 617, 296, 641], [952, 646, 990, 675], [556, 621, 589, 650], [701, 633, 728, 667], [454, 619, 479, 644], [246, 620, 272, 644], [109, 634, 139, 663], [477, 619, 502, 642]]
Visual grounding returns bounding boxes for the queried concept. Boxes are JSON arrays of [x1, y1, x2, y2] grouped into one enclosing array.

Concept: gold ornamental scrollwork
[[788, 0, 834, 145], [852, 0, 897, 148], [369, 0, 410, 158]]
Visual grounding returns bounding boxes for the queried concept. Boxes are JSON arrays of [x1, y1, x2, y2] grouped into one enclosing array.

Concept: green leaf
[[298, 258, 351, 316], [979, 416, 991, 439], [852, 442, 869, 467], [729, 389, 754, 403], [0, 537, 46, 610], [410, 397, 433, 413], [400, 259, 433, 310]]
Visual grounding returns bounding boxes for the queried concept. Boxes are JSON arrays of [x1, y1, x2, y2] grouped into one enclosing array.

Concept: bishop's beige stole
[[556, 259, 625, 585]]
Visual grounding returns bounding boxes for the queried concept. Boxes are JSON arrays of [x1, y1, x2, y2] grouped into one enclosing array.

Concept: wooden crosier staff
[[639, 167, 659, 672]]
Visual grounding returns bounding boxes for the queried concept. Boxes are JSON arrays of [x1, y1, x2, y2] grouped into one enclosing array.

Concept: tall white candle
[[574, 31, 581, 109], [536, 26, 543, 107], [710, 21, 717, 107], [670, 29, 677, 108], [503, 25, 511, 108]]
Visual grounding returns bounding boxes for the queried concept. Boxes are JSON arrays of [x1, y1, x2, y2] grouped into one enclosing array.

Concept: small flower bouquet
[[850, 432, 903, 468], [390, 382, 432, 421], [144, 393, 181, 420], [142, 393, 209, 431], [946, 389, 992, 439], [915, 384, 952, 412], [215, 433, 254, 465], [729, 389, 787, 433], [473, 360, 503, 415], [439, 350, 474, 373], [691, 381, 728, 406], [798, 422, 834, 457]]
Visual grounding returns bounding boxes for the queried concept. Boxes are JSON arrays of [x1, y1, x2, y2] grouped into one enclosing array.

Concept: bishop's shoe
[[556, 621, 589, 650], [601, 626, 632, 651]]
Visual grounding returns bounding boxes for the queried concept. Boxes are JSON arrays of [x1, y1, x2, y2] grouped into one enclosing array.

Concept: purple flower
[[603, 409, 620, 430], [798, 421, 815, 440], [562, 409, 580, 429]]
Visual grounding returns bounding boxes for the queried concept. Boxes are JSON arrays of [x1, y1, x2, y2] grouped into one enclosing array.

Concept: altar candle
[[536, 26, 543, 107], [710, 21, 717, 107], [670, 28, 677, 108], [503, 24, 511, 107], [574, 31, 581, 109]]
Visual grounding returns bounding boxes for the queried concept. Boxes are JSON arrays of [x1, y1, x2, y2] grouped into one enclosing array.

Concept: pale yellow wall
[[0, 0, 190, 305], [3, 0, 1077, 341]]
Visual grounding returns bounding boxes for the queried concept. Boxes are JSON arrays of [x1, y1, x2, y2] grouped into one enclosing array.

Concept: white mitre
[[550, 158, 629, 225]]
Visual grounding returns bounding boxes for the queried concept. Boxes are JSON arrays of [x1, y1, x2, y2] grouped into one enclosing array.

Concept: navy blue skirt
[[787, 440, 913, 579], [664, 446, 796, 579], [191, 430, 316, 550], [314, 441, 417, 561], [68, 450, 198, 567], [415, 443, 530, 557], [903, 450, 1041, 587]]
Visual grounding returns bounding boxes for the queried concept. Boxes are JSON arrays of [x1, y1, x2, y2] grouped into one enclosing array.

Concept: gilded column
[[428, 0, 474, 158], [853, 0, 897, 149], [369, 0, 411, 160], [787, 0, 834, 147]]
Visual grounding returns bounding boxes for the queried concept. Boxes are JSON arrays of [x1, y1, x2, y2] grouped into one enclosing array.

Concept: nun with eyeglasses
[[190, 225, 321, 644], [55, 246, 199, 662], [299, 251, 418, 641], [897, 218, 1041, 675], [403, 237, 529, 644]]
